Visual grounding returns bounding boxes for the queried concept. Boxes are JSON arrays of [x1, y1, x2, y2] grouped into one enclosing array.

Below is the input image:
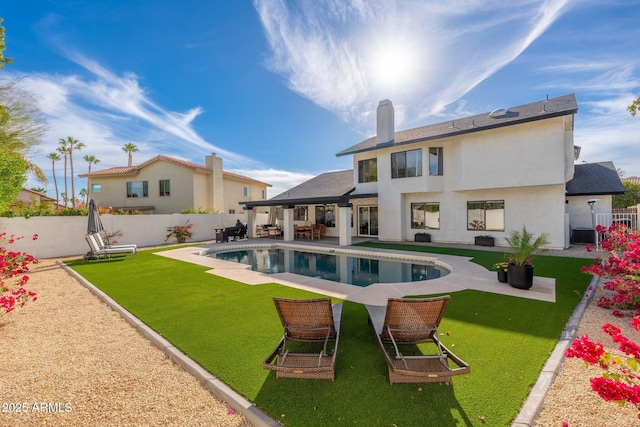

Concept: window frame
[[358, 158, 378, 183], [315, 205, 336, 227], [467, 200, 505, 231], [411, 202, 440, 230], [391, 149, 422, 179], [126, 181, 148, 198], [159, 179, 170, 197], [294, 206, 308, 221], [428, 147, 443, 176]]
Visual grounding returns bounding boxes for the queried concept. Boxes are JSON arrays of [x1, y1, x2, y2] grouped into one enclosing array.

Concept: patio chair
[[92, 233, 137, 253], [365, 296, 469, 384], [264, 297, 343, 381], [313, 224, 327, 239], [294, 225, 311, 240], [84, 234, 136, 260]]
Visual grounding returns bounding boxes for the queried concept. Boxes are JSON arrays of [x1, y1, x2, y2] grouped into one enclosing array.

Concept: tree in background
[[0, 18, 47, 210], [46, 152, 61, 208], [83, 154, 99, 201], [56, 142, 69, 207], [122, 142, 138, 166], [614, 180, 640, 209], [58, 136, 85, 208], [0, 150, 27, 209], [0, 18, 13, 68], [629, 97, 640, 117]]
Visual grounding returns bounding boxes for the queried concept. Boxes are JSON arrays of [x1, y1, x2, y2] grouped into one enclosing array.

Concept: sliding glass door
[[358, 206, 378, 236]]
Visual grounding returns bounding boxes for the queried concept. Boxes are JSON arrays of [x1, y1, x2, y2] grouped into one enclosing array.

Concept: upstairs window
[[91, 183, 102, 193], [244, 187, 250, 197], [358, 158, 377, 183], [429, 147, 443, 176], [126, 181, 148, 198], [391, 149, 422, 178], [159, 179, 170, 196]]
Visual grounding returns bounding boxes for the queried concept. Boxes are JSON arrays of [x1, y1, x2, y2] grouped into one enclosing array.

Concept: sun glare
[[368, 42, 419, 92]]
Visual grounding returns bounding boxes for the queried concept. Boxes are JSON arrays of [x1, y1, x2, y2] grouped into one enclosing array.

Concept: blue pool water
[[208, 247, 450, 287]]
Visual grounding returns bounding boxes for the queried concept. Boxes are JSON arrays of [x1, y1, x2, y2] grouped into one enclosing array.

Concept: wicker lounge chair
[[264, 297, 343, 381], [365, 296, 470, 384]]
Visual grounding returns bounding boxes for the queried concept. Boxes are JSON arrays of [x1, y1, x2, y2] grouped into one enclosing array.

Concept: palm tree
[[83, 154, 100, 201], [122, 142, 138, 167], [56, 143, 69, 207], [46, 152, 61, 208], [78, 188, 88, 206], [59, 136, 85, 208]]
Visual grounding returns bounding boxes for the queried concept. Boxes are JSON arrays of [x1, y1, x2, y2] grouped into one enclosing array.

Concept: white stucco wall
[[350, 114, 574, 249], [0, 213, 243, 258]]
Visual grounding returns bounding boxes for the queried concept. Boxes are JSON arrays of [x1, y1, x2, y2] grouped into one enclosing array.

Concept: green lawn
[[66, 243, 592, 426]]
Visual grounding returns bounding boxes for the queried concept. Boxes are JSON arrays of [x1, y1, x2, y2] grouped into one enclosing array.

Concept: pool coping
[[156, 241, 556, 305]]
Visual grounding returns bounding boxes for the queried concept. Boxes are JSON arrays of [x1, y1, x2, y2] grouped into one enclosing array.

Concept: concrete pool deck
[[155, 238, 579, 305]]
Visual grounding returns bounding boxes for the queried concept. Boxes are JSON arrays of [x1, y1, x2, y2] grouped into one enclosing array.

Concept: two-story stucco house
[[243, 94, 624, 249], [80, 154, 270, 214]]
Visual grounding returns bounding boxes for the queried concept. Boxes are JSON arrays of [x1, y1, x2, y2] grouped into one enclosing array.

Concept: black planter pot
[[475, 236, 495, 247], [507, 264, 534, 289], [415, 234, 431, 242], [497, 270, 508, 283]]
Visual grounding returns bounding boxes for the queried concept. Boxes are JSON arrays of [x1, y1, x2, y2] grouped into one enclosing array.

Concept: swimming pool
[[206, 246, 450, 287]]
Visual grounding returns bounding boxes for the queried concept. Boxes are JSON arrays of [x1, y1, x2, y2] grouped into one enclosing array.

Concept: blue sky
[[2, 0, 640, 198]]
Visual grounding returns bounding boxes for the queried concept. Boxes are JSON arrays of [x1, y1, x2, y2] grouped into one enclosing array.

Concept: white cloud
[[254, 0, 574, 131], [230, 168, 316, 198]]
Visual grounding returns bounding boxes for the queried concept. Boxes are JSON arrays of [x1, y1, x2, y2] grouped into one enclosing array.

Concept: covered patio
[[241, 170, 377, 246]]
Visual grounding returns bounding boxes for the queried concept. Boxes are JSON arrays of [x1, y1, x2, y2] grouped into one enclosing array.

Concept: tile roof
[[79, 154, 271, 186], [337, 93, 578, 156], [566, 162, 626, 196], [623, 176, 640, 185]]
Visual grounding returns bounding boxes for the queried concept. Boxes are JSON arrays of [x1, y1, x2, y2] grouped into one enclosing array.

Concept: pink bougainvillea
[[0, 232, 38, 320]]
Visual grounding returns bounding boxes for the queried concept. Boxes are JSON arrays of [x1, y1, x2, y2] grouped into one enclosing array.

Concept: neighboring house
[[80, 154, 270, 214], [244, 94, 625, 249], [14, 188, 57, 207]]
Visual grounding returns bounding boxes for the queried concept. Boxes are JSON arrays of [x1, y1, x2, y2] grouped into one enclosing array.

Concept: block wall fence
[[0, 213, 244, 259]]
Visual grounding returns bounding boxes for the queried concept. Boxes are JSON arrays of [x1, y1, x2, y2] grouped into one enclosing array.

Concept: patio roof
[[566, 161, 626, 196], [242, 169, 375, 208]]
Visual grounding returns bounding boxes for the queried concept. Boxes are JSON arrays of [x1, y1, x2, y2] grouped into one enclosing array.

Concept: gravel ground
[[535, 280, 640, 427], [3, 257, 640, 427], [0, 259, 250, 427]]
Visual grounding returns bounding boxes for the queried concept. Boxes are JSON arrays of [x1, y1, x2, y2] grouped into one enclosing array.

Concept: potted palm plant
[[504, 225, 549, 289]]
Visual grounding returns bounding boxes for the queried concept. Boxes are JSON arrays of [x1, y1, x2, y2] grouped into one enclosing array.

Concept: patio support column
[[338, 202, 352, 246], [244, 206, 256, 238], [283, 204, 295, 241]]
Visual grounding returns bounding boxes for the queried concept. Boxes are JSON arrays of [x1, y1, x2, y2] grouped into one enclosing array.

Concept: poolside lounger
[[84, 234, 136, 260], [92, 233, 137, 252], [365, 296, 470, 384], [264, 297, 342, 381]]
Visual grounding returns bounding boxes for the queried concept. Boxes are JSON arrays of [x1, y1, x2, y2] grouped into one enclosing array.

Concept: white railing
[[594, 212, 639, 247]]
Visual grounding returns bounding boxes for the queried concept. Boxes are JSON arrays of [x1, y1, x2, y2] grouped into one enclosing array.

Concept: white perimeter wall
[[0, 213, 244, 259]]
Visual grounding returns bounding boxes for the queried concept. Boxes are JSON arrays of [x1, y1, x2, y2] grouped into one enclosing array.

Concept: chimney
[[376, 99, 395, 145]]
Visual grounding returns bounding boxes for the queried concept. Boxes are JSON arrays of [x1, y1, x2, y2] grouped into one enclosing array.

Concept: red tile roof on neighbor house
[[623, 176, 640, 184], [79, 154, 271, 187]]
